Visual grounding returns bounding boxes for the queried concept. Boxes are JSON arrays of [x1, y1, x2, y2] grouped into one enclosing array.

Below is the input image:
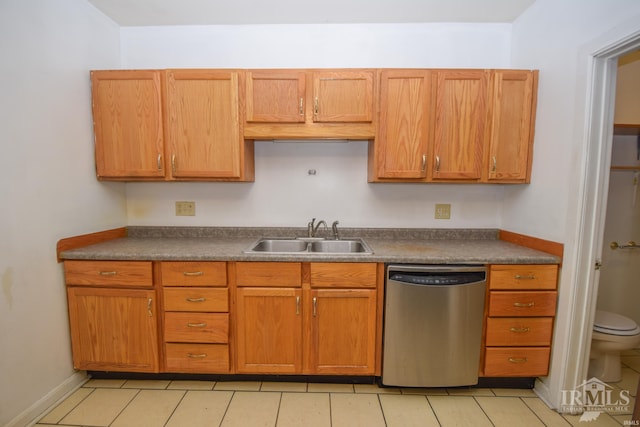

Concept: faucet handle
[[331, 221, 340, 240]]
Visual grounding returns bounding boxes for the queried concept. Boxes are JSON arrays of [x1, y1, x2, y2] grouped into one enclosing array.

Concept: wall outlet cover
[[175, 201, 196, 216], [435, 203, 451, 219]]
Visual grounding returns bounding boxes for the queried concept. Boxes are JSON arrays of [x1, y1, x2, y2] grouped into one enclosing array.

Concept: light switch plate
[[175, 201, 196, 216], [435, 203, 451, 219]]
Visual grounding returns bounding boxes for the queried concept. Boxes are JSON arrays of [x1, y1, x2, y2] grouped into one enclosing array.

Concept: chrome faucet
[[307, 218, 328, 238], [332, 221, 340, 240]]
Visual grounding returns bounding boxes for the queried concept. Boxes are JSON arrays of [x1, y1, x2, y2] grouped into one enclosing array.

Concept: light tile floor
[[33, 350, 640, 427]]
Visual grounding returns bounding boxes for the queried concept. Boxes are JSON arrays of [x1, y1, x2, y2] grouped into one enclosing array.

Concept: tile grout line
[[108, 389, 141, 427], [162, 388, 189, 427]]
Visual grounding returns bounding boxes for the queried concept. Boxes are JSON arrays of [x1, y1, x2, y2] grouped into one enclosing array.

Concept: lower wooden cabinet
[[482, 264, 558, 377], [160, 261, 230, 373], [310, 289, 377, 375], [235, 287, 303, 373], [66, 278, 160, 373], [234, 262, 380, 375]]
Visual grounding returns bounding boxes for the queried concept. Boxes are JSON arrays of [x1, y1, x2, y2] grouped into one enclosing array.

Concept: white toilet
[[588, 310, 640, 382]]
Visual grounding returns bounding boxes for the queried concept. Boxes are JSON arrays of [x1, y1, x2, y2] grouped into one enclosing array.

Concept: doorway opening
[[568, 30, 640, 399]]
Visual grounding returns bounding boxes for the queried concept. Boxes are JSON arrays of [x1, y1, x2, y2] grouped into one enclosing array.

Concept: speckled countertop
[[60, 226, 561, 264]]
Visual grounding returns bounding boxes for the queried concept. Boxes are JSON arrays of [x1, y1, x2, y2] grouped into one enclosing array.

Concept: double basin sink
[[245, 238, 373, 255]]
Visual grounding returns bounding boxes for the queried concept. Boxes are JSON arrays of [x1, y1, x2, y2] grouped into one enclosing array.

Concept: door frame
[[560, 27, 640, 404]]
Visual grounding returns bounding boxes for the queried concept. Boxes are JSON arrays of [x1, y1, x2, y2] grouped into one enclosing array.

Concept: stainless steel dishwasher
[[382, 264, 487, 387]]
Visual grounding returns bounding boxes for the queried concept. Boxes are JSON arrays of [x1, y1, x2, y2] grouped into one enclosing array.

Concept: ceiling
[[86, 0, 536, 26]]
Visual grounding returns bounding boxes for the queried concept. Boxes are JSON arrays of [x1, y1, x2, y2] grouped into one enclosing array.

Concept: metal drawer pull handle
[[435, 156, 441, 172], [312, 297, 317, 317], [187, 322, 207, 328], [491, 156, 497, 172], [157, 154, 162, 170], [296, 296, 300, 315], [186, 297, 206, 303], [508, 357, 528, 364], [421, 154, 427, 173], [510, 327, 530, 333], [183, 271, 203, 277], [147, 298, 153, 317], [299, 97, 304, 115], [99, 271, 117, 276], [187, 353, 207, 359], [513, 302, 535, 307], [515, 274, 536, 280], [314, 97, 319, 115]]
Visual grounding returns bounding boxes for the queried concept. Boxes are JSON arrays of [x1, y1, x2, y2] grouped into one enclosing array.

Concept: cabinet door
[[375, 70, 431, 179], [486, 70, 537, 182], [310, 289, 377, 375], [432, 70, 489, 181], [91, 70, 165, 179], [245, 70, 306, 123], [67, 287, 159, 372], [165, 70, 244, 179], [313, 70, 374, 123], [236, 287, 303, 373]]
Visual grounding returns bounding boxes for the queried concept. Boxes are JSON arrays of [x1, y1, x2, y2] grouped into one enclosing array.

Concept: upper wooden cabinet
[[91, 70, 165, 179], [485, 70, 537, 183], [373, 69, 432, 179], [164, 70, 252, 180], [91, 69, 254, 181], [369, 68, 538, 184], [243, 69, 376, 139], [245, 70, 306, 123], [313, 70, 374, 123], [432, 69, 489, 181], [614, 51, 640, 135]]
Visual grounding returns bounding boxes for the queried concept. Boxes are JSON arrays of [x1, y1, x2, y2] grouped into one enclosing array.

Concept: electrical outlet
[[175, 201, 195, 216], [435, 203, 451, 219]]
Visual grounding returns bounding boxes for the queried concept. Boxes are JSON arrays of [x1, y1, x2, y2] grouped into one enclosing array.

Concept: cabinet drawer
[[163, 288, 228, 312], [484, 347, 550, 377], [164, 312, 228, 343], [310, 263, 377, 288], [236, 262, 302, 287], [489, 265, 557, 290], [485, 317, 553, 346], [65, 260, 153, 287], [161, 262, 226, 287], [489, 291, 557, 317], [165, 343, 229, 373]]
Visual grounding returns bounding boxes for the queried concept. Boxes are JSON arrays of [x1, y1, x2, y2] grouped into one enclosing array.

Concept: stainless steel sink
[[247, 239, 308, 252], [310, 240, 372, 253], [244, 238, 373, 254]]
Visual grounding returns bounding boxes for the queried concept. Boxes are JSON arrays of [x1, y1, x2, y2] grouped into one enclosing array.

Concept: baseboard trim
[[6, 371, 87, 427]]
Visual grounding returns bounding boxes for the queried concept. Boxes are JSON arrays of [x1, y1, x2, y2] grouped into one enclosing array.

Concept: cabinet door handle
[[312, 297, 317, 317], [299, 97, 304, 115], [509, 327, 531, 333], [508, 357, 528, 364], [421, 154, 426, 173], [435, 156, 440, 173], [513, 302, 535, 308], [187, 353, 207, 359], [491, 156, 497, 172], [183, 271, 203, 277], [171, 155, 176, 173], [296, 296, 300, 315], [187, 322, 207, 328], [157, 154, 163, 170], [147, 298, 153, 317], [99, 271, 117, 276], [515, 274, 536, 280], [314, 97, 319, 116], [186, 297, 206, 303]]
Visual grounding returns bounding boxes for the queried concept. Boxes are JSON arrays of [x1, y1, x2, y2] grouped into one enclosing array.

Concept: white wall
[[0, 1, 124, 425], [597, 135, 640, 325], [121, 23, 512, 228], [508, 0, 640, 409]]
